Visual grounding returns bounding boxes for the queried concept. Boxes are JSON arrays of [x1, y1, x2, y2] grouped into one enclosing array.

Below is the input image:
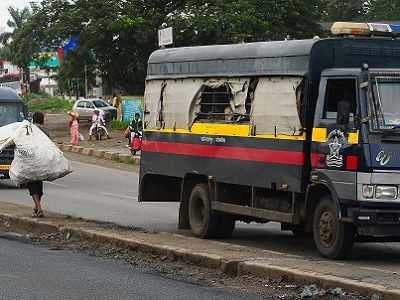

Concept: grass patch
[[26, 92, 73, 113], [110, 120, 129, 129]]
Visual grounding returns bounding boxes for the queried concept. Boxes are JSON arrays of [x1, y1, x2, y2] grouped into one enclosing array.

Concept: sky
[[0, 0, 34, 31]]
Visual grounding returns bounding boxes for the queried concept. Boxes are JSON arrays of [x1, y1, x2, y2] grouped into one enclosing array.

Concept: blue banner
[[63, 37, 78, 53], [122, 98, 143, 122]]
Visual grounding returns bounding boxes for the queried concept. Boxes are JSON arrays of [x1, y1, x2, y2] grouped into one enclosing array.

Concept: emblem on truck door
[[376, 151, 390, 166], [326, 130, 346, 168]]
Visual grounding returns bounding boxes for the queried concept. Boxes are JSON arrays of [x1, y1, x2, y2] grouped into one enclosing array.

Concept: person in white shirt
[[89, 109, 110, 140]]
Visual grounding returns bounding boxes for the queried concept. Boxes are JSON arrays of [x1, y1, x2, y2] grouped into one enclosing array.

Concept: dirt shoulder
[[45, 113, 132, 155]]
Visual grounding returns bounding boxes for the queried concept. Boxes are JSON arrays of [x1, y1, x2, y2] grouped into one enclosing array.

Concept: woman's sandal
[[32, 208, 38, 218]]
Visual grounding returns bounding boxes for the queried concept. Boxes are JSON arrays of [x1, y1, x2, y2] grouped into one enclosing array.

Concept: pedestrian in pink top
[[68, 111, 80, 145]]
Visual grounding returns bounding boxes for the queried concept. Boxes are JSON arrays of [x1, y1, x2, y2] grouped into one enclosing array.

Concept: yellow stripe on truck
[[312, 127, 327, 143], [146, 123, 306, 140], [348, 131, 359, 144], [0, 165, 10, 171], [312, 127, 359, 144], [191, 123, 250, 136]]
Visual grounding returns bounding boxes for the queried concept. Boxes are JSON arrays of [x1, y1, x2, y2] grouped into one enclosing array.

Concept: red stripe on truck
[[142, 140, 305, 166]]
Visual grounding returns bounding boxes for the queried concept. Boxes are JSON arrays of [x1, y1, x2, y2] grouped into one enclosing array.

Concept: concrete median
[[58, 143, 140, 165], [0, 201, 399, 299]]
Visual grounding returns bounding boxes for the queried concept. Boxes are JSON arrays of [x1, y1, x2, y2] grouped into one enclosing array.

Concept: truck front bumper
[[348, 206, 400, 239]]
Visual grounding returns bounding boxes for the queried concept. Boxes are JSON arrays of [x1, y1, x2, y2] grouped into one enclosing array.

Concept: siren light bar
[[331, 22, 400, 37]]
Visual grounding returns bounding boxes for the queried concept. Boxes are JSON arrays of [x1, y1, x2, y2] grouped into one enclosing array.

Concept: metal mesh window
[[197, 85, 233, 122]]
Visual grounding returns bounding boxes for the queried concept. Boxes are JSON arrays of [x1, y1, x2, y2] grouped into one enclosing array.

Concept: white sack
[[8, 122, 72, 185], [0, 122, 23, 150]]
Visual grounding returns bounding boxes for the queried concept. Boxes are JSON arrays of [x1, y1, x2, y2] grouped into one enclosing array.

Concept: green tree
[[321, 0, 367, 21], [367, 0, 400, 21], [0, 7, 31, 45], [169, 0, 322, 45], [0, 6, 39, 88], [20, 0, 324, 94]]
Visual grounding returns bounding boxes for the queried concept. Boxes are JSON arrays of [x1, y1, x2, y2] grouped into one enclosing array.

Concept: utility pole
[[84, 64, 88, 99]]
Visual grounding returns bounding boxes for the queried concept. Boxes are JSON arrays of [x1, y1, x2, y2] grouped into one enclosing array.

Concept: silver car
[[72, 99, 117, 122]]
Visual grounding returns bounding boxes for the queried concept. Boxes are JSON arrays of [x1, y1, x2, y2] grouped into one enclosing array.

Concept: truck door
[[312, 77, 360, 172]]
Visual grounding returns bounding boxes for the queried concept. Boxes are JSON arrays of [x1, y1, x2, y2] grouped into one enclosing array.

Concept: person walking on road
[[68, 111, 80, 146], [27, 112, 49, 218]]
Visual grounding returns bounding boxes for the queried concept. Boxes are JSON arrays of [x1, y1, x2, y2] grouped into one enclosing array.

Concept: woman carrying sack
[[27, 112, 49, 218]]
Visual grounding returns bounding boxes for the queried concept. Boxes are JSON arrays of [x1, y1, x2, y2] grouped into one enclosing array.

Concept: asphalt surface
[[0, 238, 258, 300], [0, 157, 179, 231], [1, 155, 400, 273]]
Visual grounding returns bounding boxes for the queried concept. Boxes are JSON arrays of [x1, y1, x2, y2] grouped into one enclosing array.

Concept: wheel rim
[[191, 195, 206, 227], [318, 210, 337, 248]]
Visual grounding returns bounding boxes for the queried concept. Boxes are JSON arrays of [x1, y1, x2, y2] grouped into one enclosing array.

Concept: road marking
[[45, 182, 69, 188], [99, 192, 137, 200]]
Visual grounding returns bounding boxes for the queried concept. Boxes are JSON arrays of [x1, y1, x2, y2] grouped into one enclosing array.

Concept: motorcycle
[[129, 132, 142, 156], [92, 121, 107, 141]]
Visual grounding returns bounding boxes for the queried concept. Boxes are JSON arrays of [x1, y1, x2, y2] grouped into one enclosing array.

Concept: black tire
[[313, 195, 355, 259], [188, 184, 219, 238]]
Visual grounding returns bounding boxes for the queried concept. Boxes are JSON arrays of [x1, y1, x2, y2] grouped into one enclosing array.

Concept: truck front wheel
[[313, 195, 354, 259]]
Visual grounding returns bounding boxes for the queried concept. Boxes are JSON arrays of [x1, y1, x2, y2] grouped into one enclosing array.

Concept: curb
[[237, 261, 400, 300], [58, 143, 140, 165], [1, 212, 399, 299]]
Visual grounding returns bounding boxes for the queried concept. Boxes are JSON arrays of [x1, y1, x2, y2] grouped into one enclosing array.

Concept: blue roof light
[[389, 24, 400, 34]]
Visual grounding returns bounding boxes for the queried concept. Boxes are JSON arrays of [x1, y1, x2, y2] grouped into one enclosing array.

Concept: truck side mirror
[[337, 101, 350, 128]]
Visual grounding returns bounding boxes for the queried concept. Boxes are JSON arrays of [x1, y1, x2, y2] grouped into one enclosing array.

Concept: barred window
[[197, 85, 233, 122]]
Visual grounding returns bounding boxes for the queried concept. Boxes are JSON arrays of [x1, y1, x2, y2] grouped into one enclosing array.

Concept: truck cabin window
[[323, 79, 357, 127], [0, 103, 25, 127], [198, 85, 233, 122], [371, 77, 400, 129]]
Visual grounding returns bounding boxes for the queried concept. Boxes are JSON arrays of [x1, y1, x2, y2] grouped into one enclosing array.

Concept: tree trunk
[[22, 65, 30, 96]]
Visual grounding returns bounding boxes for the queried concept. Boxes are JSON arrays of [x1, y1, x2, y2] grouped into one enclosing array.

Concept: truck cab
[[0, 87, 26, 179]]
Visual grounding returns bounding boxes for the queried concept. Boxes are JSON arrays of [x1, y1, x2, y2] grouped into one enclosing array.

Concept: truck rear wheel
[[188, 184, 218, 238], [313, 195, 354, 259]]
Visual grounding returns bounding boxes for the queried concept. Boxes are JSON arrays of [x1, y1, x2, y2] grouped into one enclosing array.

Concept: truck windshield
[[371, 76, 400, 130], [0, 103, 25, 127]]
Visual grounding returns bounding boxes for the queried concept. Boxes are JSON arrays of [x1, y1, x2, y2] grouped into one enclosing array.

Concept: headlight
[[362, 185, 374, 199], [375, 185, 398, 200]]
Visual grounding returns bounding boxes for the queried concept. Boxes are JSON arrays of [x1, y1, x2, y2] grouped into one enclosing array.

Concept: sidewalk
[[58, 143, 140, 165], [45, 113, 140, 165], [0, 201, 398, 299]]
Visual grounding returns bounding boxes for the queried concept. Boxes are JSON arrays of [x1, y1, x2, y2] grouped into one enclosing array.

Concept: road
[[1, 155, 400, 275], [0, 238, 258, 300], [0, 157, 179, 231]]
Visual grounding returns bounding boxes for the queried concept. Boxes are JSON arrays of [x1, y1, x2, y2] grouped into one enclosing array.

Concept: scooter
[[130, 132, 142, 156], [92, 121, 107, 141]]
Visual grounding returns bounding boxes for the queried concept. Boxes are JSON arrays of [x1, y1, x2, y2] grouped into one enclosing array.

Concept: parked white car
[[72, 99, 117, 122]]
